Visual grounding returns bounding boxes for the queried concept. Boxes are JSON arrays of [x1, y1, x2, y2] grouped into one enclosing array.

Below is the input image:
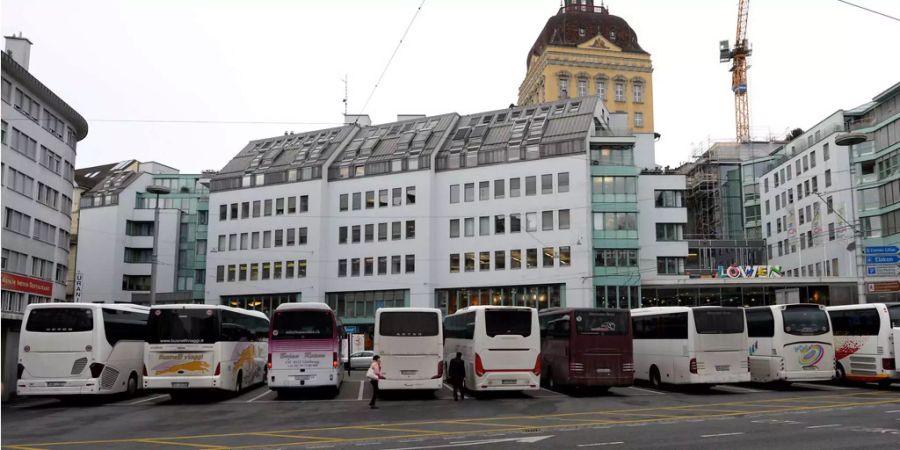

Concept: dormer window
[[609, 30, 616, 40]]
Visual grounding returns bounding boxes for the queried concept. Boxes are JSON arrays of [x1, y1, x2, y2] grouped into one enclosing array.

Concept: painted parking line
[[626, 386, 665, 395], [886, 410, 900, 413], [536, 388, 566, 397], [357, 380, 366, 400], [128, 394, 169, 405], [577, 442, 624, 447], [714, 385, 765, 394], [793, 383, 854, 391], [807, 424, 841, 429], [701, 432, 744, 438], [247, 389, 275, 403]]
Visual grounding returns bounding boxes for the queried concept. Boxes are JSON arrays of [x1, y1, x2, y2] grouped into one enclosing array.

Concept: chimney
[[344, 114, 371, 127], [397, 114, 426, 122], [5, 33, 33, 70]]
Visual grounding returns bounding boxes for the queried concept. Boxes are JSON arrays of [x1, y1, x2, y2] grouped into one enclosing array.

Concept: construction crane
[[719, 0, 752, 143]]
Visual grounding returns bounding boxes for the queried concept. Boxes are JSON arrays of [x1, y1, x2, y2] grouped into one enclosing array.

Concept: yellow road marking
[[10, 392, 899, 448], [3, 445, 49, 450], [355, 426, 446, 435], [135, 439, 224, 449], [250, 432, 336, 441]]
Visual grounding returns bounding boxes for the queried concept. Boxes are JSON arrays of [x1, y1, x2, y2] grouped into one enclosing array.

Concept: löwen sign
[[716, 265, 784, 278]]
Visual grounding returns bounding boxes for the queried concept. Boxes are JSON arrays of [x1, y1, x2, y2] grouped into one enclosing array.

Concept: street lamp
[[146, 185, 171, 306], [833, 132, 868, 304]]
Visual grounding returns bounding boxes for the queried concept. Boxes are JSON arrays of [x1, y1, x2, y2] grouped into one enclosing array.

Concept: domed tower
[[518, 0, 654, 132]]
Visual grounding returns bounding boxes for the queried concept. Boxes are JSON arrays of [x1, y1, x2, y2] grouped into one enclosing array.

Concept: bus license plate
[[47, 382, 66, 387], [502, 379, 517, 385], [715, 365, 730, 372], [401, 370, 417, 375], [291, 375, 312, 381], [171, 382, 189, 388]]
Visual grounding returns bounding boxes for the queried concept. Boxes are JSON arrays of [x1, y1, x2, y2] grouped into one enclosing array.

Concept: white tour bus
[[268, 302, 343, 394], [443, 306, 540, 392], [17, 303, 149, 398], [374, 307, 443, 391], [631, 306, 750, 388], [144, 304, 269, 397], [745, 304, 835, 383], [827, 303, 900, 386]]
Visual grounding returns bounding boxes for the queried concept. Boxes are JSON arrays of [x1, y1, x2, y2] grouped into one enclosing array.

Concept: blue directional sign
[[866, 255, 900, 265], [864, 246, 900, 255], [344, 326, 358, 334]]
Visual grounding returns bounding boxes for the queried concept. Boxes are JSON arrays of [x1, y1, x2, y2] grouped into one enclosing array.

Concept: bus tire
[[126, 373, 139, 397], [649, 366, 662, 389], [235, 371, 243, 393], [835, 363, 847, 383], [878, 379, 893, 388]]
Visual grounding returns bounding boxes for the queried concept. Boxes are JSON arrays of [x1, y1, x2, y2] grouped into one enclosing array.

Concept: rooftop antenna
[[341, 74, 348, 117]]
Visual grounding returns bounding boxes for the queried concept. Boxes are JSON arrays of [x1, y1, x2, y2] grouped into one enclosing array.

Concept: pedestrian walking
[[366, 355, 385, 409], [448, 352, 466, 401]]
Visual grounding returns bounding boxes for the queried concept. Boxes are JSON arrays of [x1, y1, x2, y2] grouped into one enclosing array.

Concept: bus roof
[[447, 305, 535, 316], [149, 303, 269, 321], [24, 302, 150, 314], [538, 307, 628, 315], [827, 303, 899, 311], [630, 306, 739, 316], [274, 302, 332, 312], [376, 307, 440, 314]]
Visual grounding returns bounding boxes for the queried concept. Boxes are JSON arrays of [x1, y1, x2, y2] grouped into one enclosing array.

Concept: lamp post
[[146, 185, 171, 306], [834, 132, 868, 304]]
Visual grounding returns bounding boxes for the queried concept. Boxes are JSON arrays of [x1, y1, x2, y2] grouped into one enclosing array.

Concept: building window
[[577, 77, 588, 97], [449, 254, 460, 273], [450, 184, 460, 203], [494, 179, 505, 198], [480, 252, 490, 271], [542, 211, 554, 231], [352, 192, 361, 210], [511, 249, 522, 269], [526, 249, 538, 269], [263, 230, 272, 248], [464, 183, 474, 202], [364, 257, 374, 276], [526, 176, 536, 196], [614, 80, 625, 102], [654, 190, 684, 207], [594, 249, 638, 268], [510, 213, 521, 233], [634, 112, 644, 128], [657, 257, 685, 275], [824, 143, 830, 161], [495, 215, 505, 234], [495, 250, 506, 270], [558, 210, 570, 229], [339, 194, 348, 211], [339, 226, 348, 244], [405, 254, 415, 273], [559, 246, 571, 267], [526, 212, 537, 232], [825, 169, 832, 187], [406, 186, 416, 205], [299, 195, 309, 212], [558, 76, 570, 99], [464, 252, 475, 272], [464, 217, 474, 237], [406, 220, 415, 239], [542, 247, 554, 267], [479, 181, 489, 200], [338, 259, 347, 277], [632, 82, 644, 103], [393, 188, 402, 206], [378, 223, 387, 241], [450, 219, 460, 238], [510, 178, 521, 197], [595, 76, 607, 99], [655, 223, 684, 241], [479, 216, 490, 236], [351, 258, 360, 277], [541, 174, 553, 194], [392, 221, 401, 240], [366, 191, 375, 209]]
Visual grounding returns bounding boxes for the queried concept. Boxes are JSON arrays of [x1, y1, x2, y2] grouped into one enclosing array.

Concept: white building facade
[[206, 97, 672, 329]]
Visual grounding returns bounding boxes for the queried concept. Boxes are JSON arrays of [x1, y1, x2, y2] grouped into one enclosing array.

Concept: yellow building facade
[[519, 1, 654, 132]]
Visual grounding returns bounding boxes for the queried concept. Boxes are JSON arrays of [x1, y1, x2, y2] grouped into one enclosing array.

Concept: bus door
[[146, 309, 217, 381], [21, 307, 97, 380]]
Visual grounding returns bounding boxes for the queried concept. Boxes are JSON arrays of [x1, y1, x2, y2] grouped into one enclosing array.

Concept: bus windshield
[[379, 312, 439, 337], [147, 309, 218, 344], [783, 306, 830, 336], [576, 311, 628, 336], [26, 308, 93, 333], [272, 311, 333, 340], [485, 310, 532, 337], [890, 306, 900, 328], [694, 309, 744, 334]]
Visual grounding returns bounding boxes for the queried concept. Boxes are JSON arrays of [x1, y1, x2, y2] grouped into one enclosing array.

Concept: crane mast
[[719, 0, 752, 143]]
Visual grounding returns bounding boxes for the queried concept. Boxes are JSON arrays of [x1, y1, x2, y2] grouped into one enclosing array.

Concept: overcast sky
[[2, 0, 898, 172]]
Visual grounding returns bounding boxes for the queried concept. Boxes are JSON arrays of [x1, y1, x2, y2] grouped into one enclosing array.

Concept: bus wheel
[[835, 363, 847, 384], [126, 373, 139, 397], [235, 371, 244, 393], [649, 366, 662, 390], [878, 379, 893, 389]]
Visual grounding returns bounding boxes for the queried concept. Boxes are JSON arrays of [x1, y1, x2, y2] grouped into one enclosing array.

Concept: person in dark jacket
[[448, 352, 466, 401]]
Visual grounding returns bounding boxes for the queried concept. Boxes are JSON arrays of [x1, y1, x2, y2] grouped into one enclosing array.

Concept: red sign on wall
[[1, 272, 53, 297]]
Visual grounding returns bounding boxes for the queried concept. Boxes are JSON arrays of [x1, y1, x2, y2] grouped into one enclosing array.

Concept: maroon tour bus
[[538, 308, 634, 390]]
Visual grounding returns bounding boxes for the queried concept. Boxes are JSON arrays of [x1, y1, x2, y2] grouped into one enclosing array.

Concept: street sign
[[344, 325, 358, 334], [864, 246, 900, 255], [867, 265, 900, 277], [868, 281, 900, 293], [866, 255, 900, 265]]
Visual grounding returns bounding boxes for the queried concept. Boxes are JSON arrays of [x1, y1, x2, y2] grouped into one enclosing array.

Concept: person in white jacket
[[366, 355, 385, 409]]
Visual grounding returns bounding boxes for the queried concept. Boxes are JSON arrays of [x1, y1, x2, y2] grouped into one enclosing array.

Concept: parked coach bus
[[443, 306, 540, 392], [144, 305, 269, 398], [827, 303, 900, 386], [538, 308, 633, 390], [745, 304, 835, 383], [268, 302, 343, 395], [17, 303, 149, 399], [631, 307, 750, 388], [375, 307, 443, 391]]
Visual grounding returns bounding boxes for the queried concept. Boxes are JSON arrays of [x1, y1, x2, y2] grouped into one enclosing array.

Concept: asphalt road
[[3, 371, 900, 450]]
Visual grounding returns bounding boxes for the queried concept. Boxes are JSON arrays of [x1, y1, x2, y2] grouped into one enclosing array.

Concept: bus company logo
[[232, 345, 256, 375], [794, 344, 825, 368], [153, 358, 210, 376], [716, 265, 784, 278], [749, 340, 759, 355]]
